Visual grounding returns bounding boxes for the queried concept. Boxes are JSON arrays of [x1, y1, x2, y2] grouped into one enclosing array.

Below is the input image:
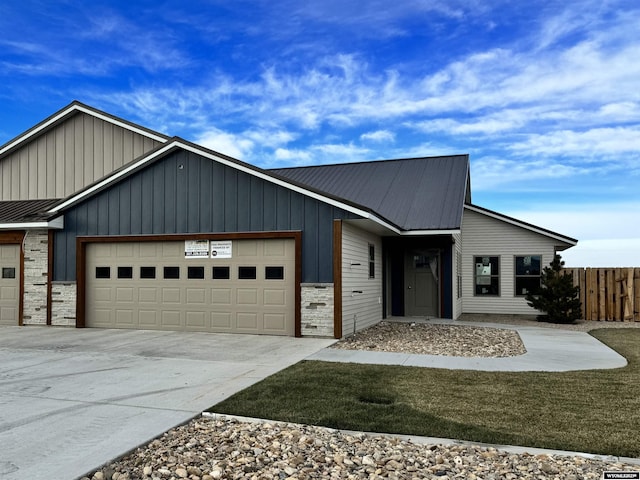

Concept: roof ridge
[[269, 154, 469, 171]]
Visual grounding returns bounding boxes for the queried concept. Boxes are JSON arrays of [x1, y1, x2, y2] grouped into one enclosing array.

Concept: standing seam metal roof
[[270, 155, 470, 231]]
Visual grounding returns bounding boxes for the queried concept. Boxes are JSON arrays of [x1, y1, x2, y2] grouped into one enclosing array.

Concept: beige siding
[[341, 222, 383, 337], [0, 112, 163, 201], [461, 208, 558, 315], [452, 232, 463, 319]]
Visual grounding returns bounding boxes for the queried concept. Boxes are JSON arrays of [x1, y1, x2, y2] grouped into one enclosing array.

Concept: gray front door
[[404, 250, 439, 317]]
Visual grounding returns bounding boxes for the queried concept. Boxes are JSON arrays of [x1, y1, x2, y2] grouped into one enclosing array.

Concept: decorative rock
[[175, 467, 188, 478], [143, 466, 152, 476]]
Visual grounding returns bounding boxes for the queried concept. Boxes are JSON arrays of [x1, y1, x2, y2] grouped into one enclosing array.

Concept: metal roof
[[0, 199, 61, 223], [270, 155, 470, 231]]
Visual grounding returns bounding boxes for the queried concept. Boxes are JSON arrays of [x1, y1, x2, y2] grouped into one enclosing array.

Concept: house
[[0, 101, 577, 338]]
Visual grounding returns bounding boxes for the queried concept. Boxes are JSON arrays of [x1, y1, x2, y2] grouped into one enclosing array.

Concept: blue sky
[[1, 0, 639, 267]]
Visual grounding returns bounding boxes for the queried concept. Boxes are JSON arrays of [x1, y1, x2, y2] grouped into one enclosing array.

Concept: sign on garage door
[[0, 244, 20, 326], [85, 239, 295, 335]]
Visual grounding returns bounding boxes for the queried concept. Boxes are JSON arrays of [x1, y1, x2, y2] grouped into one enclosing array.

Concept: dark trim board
[[75, 231, 303, 336], [332, 220, 342, 339], [47, 230, 53, 325]]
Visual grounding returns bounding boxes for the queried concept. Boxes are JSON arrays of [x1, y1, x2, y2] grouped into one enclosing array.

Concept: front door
[[404, 250, 439, 317]]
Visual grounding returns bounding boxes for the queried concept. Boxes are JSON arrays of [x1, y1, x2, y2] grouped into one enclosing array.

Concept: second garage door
[[85, 238, 295, 335]]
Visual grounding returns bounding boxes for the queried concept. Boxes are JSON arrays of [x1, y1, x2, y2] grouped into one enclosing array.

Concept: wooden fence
[[562, 268, 640, 322]]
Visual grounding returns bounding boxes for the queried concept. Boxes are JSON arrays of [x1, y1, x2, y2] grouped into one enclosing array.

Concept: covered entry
[[83, 236, 297, 335], [0, 244, 20, 325], [385, 236, 453, 319]]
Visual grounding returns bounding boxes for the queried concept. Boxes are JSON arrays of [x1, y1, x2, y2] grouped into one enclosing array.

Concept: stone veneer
[[51, 282, 77, 326], [300, 283, 334, 337], [22, 230, 49, 325]]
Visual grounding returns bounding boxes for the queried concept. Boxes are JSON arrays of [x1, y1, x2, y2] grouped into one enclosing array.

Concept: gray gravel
[[81, 417, 638, 480], [331, 322, 527, 357]]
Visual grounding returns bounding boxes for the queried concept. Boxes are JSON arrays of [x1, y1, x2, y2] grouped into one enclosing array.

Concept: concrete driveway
[[0, 326, 335, 480]]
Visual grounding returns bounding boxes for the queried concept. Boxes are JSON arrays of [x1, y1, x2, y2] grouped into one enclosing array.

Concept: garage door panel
[[237, 312, 258, 330], [264, 313, 287, 331], [162, 288, 181, 303], [211, 312, 232, 329], [115, 310, 134, 326], [211, 289, 232, 304], [186, 288, 206, 304], [86, 239, 295, 335], [237, 289, 258, 305], [139, 310, 159, 326], [116, 287, 134, 302], [161, 311, 182, 327], [0, 286, 17, 300], [138, 288, 158, 303]]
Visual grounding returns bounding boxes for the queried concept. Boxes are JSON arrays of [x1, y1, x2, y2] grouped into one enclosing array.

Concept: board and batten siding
[[461, 208, 558, 315], [341, 222, 383, 337], [53, 149, 358, 283], [1, 112, 163, 201]]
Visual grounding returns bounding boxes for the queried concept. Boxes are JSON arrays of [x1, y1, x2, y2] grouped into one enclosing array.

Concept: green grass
[[212, 329, 640, 458]]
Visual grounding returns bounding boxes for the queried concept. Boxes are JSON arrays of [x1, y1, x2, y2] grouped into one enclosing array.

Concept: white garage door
[[85, 238, 295, 335], [0, 244, 20, 326]]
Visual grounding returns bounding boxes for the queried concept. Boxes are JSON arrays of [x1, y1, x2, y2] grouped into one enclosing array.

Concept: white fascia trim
[[0, 216, 64, 230], [46, 140, 402, 234], [0, 105, 167, 157], [399, 229, 460, 236], [465, 205, 577, 245]]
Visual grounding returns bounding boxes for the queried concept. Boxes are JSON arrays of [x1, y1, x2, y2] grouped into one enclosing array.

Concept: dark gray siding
[[53, 150, 358, 282]]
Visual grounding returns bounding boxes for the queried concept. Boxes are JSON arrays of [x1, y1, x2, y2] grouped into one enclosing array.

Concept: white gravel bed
[[82, 417, 638, 480], [331, 322, 527, 357]]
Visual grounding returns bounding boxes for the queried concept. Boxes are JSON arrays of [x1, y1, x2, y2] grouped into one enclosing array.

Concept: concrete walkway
[[0, 327, 334, 480], [308, 319, 628, 371]]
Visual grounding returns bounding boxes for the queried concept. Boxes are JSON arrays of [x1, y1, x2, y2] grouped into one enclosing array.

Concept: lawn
[[212, 329, 640, 458]]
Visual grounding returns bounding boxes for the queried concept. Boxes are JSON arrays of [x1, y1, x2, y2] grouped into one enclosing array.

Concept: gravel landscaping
[[82, 417, 638, 480], [331, 322, 527, 357]]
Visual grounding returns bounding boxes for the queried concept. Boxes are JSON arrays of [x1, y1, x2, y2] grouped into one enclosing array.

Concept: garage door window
[[95, 267, 110, 279], [265, 266, 284, 280], [117, 266, 133, 279], [188, 266, 205, 279], [2, 267, 15, 279], [238, 266, 256, 279], [212, 266, 230, 279], [140, 266, 156, 279], [164, 266, 180, 279]]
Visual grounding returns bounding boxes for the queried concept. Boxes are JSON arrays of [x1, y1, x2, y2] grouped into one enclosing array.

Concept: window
[[212, 266, 230, 279], [187, 266, 205, 279], [474, 256, 499, 296], [265, 266, 284, 280], [238, 266, 256, 279], [95, 267, 110, 279], [163, 266, 180, 279], [456, 251, 462, 299], [117, 266, 133, 279], [515, 255, 542, 296], [368, 244, 375, 278], [2, 267, 15, 279], [140, 266, 156, 279]]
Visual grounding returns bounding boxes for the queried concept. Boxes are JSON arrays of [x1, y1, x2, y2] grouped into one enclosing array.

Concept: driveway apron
[[0, 327, 334, 480]]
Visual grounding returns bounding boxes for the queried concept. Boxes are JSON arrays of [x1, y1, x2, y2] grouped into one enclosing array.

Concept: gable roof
[[464, 204, 578, 246], [46, 138, 403, 234], [271, 155, 470, 231], [0, 100, 169, 159]]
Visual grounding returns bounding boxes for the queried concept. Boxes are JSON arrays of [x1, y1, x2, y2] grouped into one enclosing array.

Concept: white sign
[[211, 241, 232, 259], [185, 240, 210, 258]]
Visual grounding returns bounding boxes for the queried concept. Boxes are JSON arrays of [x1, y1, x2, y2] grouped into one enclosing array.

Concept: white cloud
[[360, 130, 395, 142], [560, 239, 640, 268], [195, 128, 254, 160]]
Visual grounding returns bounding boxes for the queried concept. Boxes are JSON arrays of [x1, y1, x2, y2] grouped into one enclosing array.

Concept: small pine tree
[[526, 254, 582, 324]]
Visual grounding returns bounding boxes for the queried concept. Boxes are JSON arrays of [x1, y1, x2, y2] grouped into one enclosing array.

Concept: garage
[[0, 244, 20, 325], [85, 237, 296, 335]]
